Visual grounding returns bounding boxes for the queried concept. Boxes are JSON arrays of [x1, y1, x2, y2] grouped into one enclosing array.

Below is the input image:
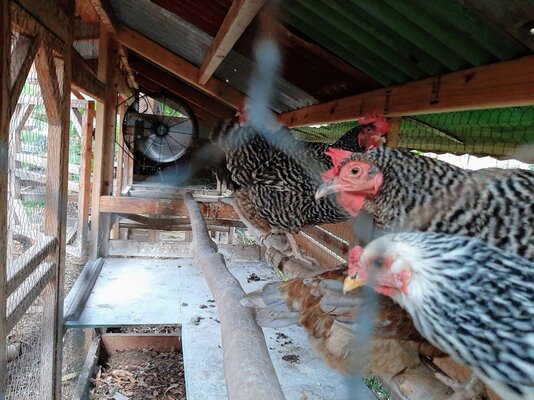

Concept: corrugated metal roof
[[281, 0, 530, 86], [109, 0, 318, 113]]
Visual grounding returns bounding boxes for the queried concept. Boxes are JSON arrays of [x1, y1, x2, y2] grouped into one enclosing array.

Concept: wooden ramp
[[64, 257, 375, 399]]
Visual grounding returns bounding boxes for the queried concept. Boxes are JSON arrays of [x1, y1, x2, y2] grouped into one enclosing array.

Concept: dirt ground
[[89, 348, 185, 400]]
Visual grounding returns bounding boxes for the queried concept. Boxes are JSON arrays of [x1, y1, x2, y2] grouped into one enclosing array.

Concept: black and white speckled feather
[[343, 147, 534, 259], [211, 119, 373, 232], [360, 232, 534, 400]]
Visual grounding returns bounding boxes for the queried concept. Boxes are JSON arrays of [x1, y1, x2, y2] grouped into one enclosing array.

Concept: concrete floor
[[66, 257, 375, 399]]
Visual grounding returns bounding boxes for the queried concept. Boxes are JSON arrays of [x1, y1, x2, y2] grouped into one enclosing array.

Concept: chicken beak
[[343, 275, 365, 293], [315, 180, 343, 200]]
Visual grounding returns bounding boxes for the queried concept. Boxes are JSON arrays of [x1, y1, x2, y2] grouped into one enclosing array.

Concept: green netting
[[398, 107, 534, 162], [291, 106, 534, 163]]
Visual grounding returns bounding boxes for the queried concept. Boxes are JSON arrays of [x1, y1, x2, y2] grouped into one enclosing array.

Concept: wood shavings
[[89, 348, 185, 400]]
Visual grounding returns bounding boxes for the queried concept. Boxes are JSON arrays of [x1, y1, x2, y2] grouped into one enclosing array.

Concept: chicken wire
[[3, 29, 82, 399]]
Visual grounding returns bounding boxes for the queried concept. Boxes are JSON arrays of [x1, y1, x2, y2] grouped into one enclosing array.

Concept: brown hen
[[241, 266, 445, 378]]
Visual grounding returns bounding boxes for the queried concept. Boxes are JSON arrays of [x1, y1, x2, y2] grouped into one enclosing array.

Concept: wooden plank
[[90, 30, 120, 258], [73, 18, 99, 40], [295, 233, 343, 269], [38, 7, 73, 395], [183, 193, 285, 400], [15, 169, 79, 192], [279, 55, 534, 127], [63, 258, 104, 322], [117, 214, 244, 230], [73, 336, 100, 400], [89, 0, 118, 33], [6, 236, 57, 296], [34, 44, 62, 124], [385, 117, 402, 148], [99, 196, 240, 219], [320, 221, 356, 244], [9, 34, 39, 115], [198, 0, 265, 85], [0, 0, 10, 394], [101, 333, 182, 352], [14, 95, 88, 108], [16, 0, 70, 42], [6, 262, 57, 332], [130, 56, 234, 119], [71, 47, 105, 101], [301, 226, 348, 256], [113, 25, 245, 110], [107, 239, 261, 262], [15, 152, 80, 175], [111, 103, 126, 240]]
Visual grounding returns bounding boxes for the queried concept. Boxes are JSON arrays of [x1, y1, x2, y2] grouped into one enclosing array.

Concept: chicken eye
[[350, 167, 360, 175], [372, 258, 385, 269]]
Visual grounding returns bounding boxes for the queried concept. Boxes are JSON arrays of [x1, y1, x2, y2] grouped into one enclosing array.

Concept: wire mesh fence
[[292, 106, 534, 168]]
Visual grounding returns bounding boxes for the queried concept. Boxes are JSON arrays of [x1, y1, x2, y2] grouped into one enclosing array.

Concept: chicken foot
[[435, 373, 486, 400], [284, 233, 318, 266]]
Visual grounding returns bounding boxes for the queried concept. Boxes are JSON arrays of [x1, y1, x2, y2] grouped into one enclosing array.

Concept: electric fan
[[122, 93, 198, 164]]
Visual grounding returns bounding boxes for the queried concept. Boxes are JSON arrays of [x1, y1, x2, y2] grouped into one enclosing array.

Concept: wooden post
[[184, 194, 286, 400], [0, 0, 11, 396], [386, 117, 402, 148], [111, 102, 126, 240], [78, 101, 94, 254], [90, 29, 120, 258], [34, 4, 73, 396]]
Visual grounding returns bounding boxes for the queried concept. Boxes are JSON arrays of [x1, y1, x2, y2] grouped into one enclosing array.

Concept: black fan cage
[[123, 93, 198, 164]]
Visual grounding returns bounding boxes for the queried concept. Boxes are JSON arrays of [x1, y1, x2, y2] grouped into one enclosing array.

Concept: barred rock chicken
[[241, 265, 446, 378], [316, 147, 534, 260], [211, 112, 388, 263], [343, 232, 534, 400]]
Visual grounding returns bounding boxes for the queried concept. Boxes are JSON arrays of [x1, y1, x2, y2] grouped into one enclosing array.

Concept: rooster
[[210, 111, 389, 263], [315, 147, 534, 260], [344, 232, 534, 400], [241, 265, 447, 378]]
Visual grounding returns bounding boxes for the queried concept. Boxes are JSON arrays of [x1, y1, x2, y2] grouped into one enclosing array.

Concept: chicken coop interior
[[1, 0, 533, 399]]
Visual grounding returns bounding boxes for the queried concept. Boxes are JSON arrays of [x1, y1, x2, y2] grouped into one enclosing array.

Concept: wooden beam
[[16, 0, 70, 42], [78, 102, 95, 254], [9, 34, 40, 115], [99, 195, 240, 219], [385, 117, 402, 148], [198, 0, 265, 85], [0, 0, 10, 394], [130, 55, 234, 119], [34, 44, 62, 124], [111, 103, 126, 240], [279, 55, 534, 127], [117, 213, 245, 230], [73, 18, 99, 40], [89, 0, 118, 33], [90, 30, 120, 258], [71, 47, 105, 100], [183, 193, 285, 399], [113, 25, 245, 109]]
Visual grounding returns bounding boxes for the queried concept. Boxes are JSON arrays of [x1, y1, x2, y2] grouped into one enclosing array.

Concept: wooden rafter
[[130, 55, 234, 119], [9, 34, 40, 115], [71, 47, 105, 100], [73, 18, 99, 40], [16, 0, 70, 43], [89, 0, 118, 33], [113, 25, 245, 110], [279, 55, 534, 127], [198, 0, 265, 85]]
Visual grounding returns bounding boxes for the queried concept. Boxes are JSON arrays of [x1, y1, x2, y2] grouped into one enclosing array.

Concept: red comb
[[321, 147, 354, 181], [325, 147, 353, 167], [358, 115, 389, 134]]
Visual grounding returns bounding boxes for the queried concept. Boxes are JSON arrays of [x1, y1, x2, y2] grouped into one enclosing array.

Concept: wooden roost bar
[[1, 0, 533, 399]]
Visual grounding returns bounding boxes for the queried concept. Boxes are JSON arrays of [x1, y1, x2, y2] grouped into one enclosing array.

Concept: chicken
[[343, 232, 534, 400], [315, 147, 534, 260], [210, 112, 389, 263], [242, 265, 447, 379]]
